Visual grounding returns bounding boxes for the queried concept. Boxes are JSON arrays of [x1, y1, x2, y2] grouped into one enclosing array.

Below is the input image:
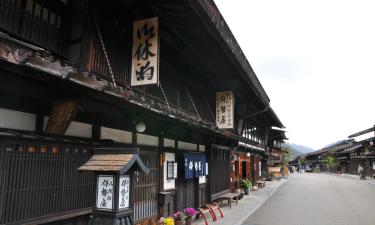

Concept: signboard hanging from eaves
[[131, 17, 159, 86], [216, 91, 234, 129]]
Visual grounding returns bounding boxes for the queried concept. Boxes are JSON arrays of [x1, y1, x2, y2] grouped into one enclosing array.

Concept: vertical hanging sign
[[259, 162, 262, 177], [131, 17, 159, 86], [216, 91, 234, 129]]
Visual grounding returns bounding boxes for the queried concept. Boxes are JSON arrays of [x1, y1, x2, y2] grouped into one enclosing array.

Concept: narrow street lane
[[243, 173, 375, 225]]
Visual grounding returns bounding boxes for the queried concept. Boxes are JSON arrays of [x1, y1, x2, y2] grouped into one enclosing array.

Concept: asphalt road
[[243, 173, 375, 225]]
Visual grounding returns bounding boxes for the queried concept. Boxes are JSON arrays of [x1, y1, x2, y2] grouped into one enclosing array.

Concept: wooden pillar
[[158, 134, 164, 192], [92, 117, 101, 140], [206, 143, 212, 202], [35, 113, 44, 134]]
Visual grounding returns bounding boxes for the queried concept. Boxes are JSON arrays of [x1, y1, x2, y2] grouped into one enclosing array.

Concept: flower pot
[[185, 217, 193, 225], [244, 187, 249, 195], [175, 220, 185, 225]]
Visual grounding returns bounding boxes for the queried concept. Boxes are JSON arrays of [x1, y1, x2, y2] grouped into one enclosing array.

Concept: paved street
[[243, 173, 375, 225]]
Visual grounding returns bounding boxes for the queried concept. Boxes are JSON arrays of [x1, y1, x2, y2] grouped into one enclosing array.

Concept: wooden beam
[[348, 126, 375, 138]]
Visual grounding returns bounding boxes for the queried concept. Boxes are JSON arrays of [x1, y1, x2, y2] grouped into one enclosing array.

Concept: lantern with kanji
[[79, 148, 150, 225]]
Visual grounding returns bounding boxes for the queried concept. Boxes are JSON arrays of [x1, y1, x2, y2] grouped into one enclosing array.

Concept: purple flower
[[173, 211, 186, 221], [184, 208, 197, 217]]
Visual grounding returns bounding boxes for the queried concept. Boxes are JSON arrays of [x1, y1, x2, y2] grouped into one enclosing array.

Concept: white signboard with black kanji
[[216, 91, 234, 129], [118, 175, 130, 209], [259, 162, 262, 177], [96, 175, 114, 210], [173, 163, 178, 179], [131, 17, 159, 86]]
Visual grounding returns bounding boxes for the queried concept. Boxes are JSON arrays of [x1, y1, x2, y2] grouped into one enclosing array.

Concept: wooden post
[[92, 122, 101, 140], [35, 113, 44, 134], [206, 143, 212, 203]]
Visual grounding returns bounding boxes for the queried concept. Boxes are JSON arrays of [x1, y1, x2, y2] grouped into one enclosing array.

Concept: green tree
[[324, 156, 336, 166], [299, 157, 305, 166], [282, 146, 292, 164]]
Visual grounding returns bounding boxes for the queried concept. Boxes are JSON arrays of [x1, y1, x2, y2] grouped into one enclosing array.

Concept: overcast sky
[[214, 0, 375, 150]]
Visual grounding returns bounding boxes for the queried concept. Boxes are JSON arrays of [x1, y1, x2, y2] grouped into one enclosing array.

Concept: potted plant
[[242, 178, 252, 195], [173, 211, 186, 225], [184, 208, 197, 225]]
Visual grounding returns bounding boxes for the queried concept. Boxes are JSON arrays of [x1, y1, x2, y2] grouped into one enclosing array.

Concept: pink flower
[[184, 208, 197, 217], [173, 211, 186, 221]]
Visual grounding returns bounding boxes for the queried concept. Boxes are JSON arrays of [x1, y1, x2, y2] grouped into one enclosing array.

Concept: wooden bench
[[216, 192, 240, 208]]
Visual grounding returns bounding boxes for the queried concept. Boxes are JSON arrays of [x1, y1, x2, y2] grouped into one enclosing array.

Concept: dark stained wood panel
[[0, 0, 69, 57], [0, 137, 94, 224], [210, 147, 230, 198], [134, 150, 159, 222]]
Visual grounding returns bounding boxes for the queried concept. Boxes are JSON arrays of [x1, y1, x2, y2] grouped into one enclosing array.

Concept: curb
[[233, 178, 289, 225]]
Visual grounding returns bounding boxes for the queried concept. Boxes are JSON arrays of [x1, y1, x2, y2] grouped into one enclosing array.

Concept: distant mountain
[[285, 143, 315, 158], [287, 143, 314, 154]]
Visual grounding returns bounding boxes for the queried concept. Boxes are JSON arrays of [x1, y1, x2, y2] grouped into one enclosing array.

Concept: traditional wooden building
[[302, 140, 353, 173], [345, 127, 375, 177], [230, 126, 285, 191], [0, 0, 284, 224], [267, 129, 287, 167]]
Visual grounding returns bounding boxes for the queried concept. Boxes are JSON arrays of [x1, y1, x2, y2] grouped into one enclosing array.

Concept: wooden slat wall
[[198, 184, 207, 207], [86, 7, 216, 125], [210, 148, 230, 196], [0, 0, 22, 36], [0, 0, 69, 57], [134, 151, 158, 222], [0, 140, 94, 225], [176, 179, 195, 211], [86, 0, 131, 87]]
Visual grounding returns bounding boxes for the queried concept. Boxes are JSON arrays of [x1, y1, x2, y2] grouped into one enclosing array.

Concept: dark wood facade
[[0, 0, 284, 224], [0, 131, 95, 225]]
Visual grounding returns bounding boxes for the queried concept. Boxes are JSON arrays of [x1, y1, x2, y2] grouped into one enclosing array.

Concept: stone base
[[90, 215, 134, 225]]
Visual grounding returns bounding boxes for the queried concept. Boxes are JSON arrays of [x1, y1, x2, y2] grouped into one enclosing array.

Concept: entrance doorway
[[242, 161, 247, 178]]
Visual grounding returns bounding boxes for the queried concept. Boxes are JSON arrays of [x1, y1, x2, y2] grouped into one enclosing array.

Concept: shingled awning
[[78, 148, 150, 175]]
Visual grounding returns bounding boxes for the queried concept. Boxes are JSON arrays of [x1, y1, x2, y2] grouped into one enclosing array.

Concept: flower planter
[[175, 220, 185, 225], [244, 187, 250, 195], [185, 217, 193, 225]]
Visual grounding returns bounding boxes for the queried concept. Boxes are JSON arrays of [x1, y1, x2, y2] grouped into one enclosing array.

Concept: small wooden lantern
[[79, 148, 150, 225]]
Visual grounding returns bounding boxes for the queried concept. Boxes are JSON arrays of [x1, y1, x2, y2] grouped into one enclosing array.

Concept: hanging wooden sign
[[216, 91, 234, 129], [45, 100, 78, 134], [131, 17, 159, 86]]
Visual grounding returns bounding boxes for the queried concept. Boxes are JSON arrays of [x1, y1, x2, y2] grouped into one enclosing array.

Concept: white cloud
[[215, 0, 375, 149]]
